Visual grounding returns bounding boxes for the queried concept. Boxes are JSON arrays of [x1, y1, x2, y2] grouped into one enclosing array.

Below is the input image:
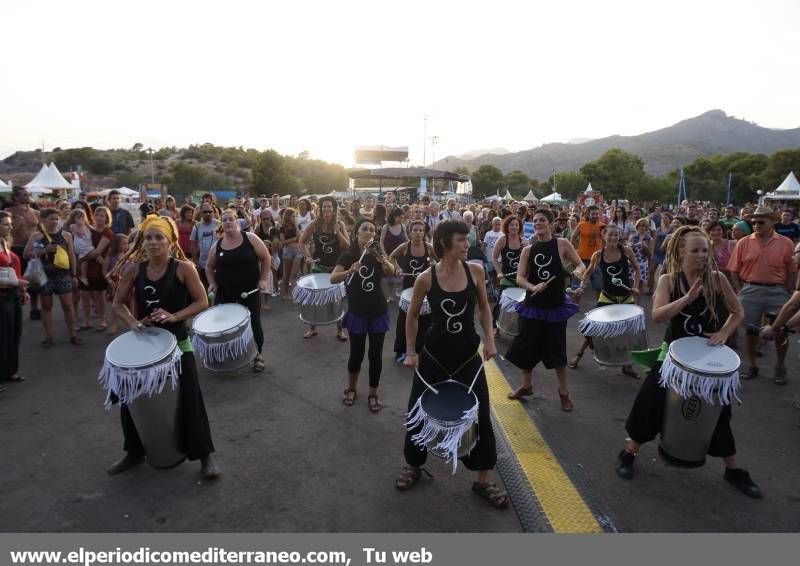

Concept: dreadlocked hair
[[664, 225, 721, 325], [109, 214, 190, 280]]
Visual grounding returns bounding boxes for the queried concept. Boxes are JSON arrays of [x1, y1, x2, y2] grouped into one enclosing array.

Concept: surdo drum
[[399, 287, 430, 315], [191, 303, 257, 372], [658, 337, 741, 467], [292, 273, 346, 325], [578, 304, 648, 366], [497, 287, 525, 337], [98, 327, 185, 469]]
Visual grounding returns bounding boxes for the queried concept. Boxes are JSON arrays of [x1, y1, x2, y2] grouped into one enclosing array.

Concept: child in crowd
[[68, 209, 97, 287]]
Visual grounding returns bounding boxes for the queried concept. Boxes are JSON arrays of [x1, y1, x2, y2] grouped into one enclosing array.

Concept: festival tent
[[540, 191, 565, 202], [0, 178, 12, 193], [522, 189, 538, 203], [764, 171, 800, 202], [502, 189, 513, 201], [25, 162, 74, 192], [99, 187, 139, 197]]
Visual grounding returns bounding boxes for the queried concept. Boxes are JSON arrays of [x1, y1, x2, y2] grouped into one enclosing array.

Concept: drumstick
[[346, 242, 376, 285], [240, 288, 260, 299], [414, 369, 440, 394], [529, 276, 557, 294]]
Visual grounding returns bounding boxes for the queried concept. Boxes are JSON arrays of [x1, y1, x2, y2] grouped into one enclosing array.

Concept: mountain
[[434, 110, 800, 179], [456, 147, 511, 160]]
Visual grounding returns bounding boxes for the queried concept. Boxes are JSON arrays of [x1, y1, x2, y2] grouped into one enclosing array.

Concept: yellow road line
[[484, 358, 603, 533]]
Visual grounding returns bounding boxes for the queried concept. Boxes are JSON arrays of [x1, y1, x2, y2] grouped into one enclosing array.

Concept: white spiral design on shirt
[[359, 265, 375, 292], [534, 253, 552, 281], [440, 298, 466, 334], [607, 265, 627, 289], [506, 250, 520, 271], [318, 233, 334, 255], [409, 257, 426, 275]]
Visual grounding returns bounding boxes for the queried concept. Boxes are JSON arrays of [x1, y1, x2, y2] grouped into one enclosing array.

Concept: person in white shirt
[[439, 198, 461, 221], [268, 194, 282, 228], [483, 217, 504, 288]]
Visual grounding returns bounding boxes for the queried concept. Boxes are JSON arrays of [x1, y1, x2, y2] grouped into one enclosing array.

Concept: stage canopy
[[348, 167, 469, 182], [354, 145, 409, 166], [0, 178, 12, 193]]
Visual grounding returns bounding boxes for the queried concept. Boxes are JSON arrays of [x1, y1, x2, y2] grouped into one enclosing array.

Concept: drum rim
[[501, 286, 526, 300], [192, 303, 250, 336], [585, 303, 644, 322], [419, 380, 479, 420], [296, 272, 336, 290], [668, 336, 740, 376], [106, 328, 178, 368]]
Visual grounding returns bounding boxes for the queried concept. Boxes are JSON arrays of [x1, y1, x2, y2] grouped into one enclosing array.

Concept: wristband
[[405, 352, 418, 356]]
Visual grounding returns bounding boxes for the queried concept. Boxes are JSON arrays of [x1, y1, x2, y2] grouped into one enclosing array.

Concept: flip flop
[[336, 330, 348, 342], [303, 329, 318, 339]]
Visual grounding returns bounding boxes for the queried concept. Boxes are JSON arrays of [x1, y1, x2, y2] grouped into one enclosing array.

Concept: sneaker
[[616, 449, 636, 479], [724, 468, 762, 499], [395, 353, 405, 364], [774, 366, 788, 385], [30, 309, 41, 320], [741, 366, 759, 380]]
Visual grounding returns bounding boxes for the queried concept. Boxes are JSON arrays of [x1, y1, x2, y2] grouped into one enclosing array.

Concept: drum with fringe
[[292, 273, 346, 325], [399, 287, 430, 315], [191, 303, 257, 372], [497, 287, 524, 337], [98, 328, 185, 469], [659, 336, 741, 467], [578, 304, 648, 366]]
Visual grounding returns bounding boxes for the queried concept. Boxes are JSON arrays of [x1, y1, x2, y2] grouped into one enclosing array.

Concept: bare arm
[[248, 233, 273, 288], [113, 264, 142, 330], [578, 250, 601, 290], [492, 235, 506, 276], [470, 262, 496, 361], [403, 270, 432, 363], [559, 238, 585, 280], [23, 232, 42, 260], [515, 245, 531, 289], [150, 261, 209, 323], [708, 271, 743, 345], [205, 242, 219, 292], [652, 274, 703, 323], [624, 246, 641, 293]]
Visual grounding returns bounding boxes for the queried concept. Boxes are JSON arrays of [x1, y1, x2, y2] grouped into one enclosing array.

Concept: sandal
[[95, 324, 107, 332], [471, 481, 509, 509], [368, 394, 382, 413], [568, 352, 583, 369], [253, 356, 265, 373], [41, 337, 54, 348], [8, 375, 26, 382], [70, 336, 84, 346], [342, 389, 357, 406], [394, 466, 433, 490], [507, 384, 533, 400], [336, 330, 348, 342], [621, 366, 640, 379], [77, 325, 92, 332], [303, 329, 318, 339]]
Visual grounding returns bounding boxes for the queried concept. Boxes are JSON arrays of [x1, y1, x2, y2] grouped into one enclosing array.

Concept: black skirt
[[505, 317, 568, 370]]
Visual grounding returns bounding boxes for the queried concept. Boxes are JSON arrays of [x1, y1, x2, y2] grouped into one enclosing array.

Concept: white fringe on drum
[[399, 297, 431, 315], [406, 397, 479, 474], [292, 282, 346, 305], [658, 355, 741, 406], [498, 292, 522, 313], [98, 348, 182, 409], [578, 313, 645, 338], [191, 324, 254, 365]]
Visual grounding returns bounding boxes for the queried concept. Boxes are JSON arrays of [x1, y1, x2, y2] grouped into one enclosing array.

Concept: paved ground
[[1, 289, 799, 532]]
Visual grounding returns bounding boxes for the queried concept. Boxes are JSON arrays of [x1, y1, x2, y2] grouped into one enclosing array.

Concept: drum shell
[[299, 299, 346, 326], [127, 382, 186, 469], [427, 421, 478, 460], [192, 307, 258, 372], [496, 307, 520, 337], [592, 328, 648, 366], [659, 388, 723, 467]]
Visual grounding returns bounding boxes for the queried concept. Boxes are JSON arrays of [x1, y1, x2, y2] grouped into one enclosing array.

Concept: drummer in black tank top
[[389, 220, 435, 362], [616, 226, 762, 498], [568, 224, 641, 377], [107, 215, 219, 479], [397, 220, 509, 509], [205, 209, 272, 372], [298, 196, 350, 340], [506, 210, 586, 411]]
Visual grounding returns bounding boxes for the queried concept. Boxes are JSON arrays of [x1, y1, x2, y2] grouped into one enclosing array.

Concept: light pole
[[430, 136, 439, 166], [146, 148, 155, 184]]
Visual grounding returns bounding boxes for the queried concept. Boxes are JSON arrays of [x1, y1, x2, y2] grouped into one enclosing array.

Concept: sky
[[1, 0, 798, 167]]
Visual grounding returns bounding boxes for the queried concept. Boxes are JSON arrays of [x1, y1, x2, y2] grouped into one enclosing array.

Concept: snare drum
[[191, 304, 257, 372], [659, 336, 741, 467], [578, 304, 648, 366], [292, 273, 346, 325], [406, 379, 479, 473], [98, 328, 185, 468], [497, 287, 525, 337], [399, 287, 430, 315]]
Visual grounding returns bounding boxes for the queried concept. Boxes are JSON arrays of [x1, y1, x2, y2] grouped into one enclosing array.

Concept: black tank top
[[425, 261, 480, 372], [500, 238, 523, 278], [339, 250, 387, 319], [399, 242, 432, 290], [665, 272, 725, 343], [523, 238, 565, 309], [313, 225, 341, 270], [600, 245, 632, 298], [214, 234, 260, 302], [135, 259, 189, 341]]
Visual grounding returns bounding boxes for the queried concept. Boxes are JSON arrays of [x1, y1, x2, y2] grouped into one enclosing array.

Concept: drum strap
[[422, 347, 479, 380]]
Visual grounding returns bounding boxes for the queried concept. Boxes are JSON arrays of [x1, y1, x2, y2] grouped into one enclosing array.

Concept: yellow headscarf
[[139, 214, 177, 242]]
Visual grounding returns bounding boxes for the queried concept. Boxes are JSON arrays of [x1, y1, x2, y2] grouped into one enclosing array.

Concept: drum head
[[106, 328, 177, 368], [193, 304, 249, 335], [669, 336, 740, 375], [420, 381, 478, 421], [502, 287, 525, 302], [297, 273, 333, 290], [586, 303, 643, 323]]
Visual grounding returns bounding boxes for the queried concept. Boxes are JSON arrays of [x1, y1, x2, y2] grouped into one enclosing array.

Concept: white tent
[[99, 187, 139, 197], [541, 191, 564, 202], [25, 162, 73, 191], [764, 171, 800, 202], [522, 189, 538, 203], [0, 178, 12, 193], [502, 189, 513, 201]]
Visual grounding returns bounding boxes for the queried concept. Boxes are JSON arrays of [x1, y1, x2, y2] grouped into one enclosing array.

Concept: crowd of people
[[4, 184, 799, 503]]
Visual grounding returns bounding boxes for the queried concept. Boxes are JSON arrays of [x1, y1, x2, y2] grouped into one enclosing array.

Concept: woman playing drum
[[205, 208, 271, 373], [299, 196, 350, 341], [616, 226, 761, 498], [396, 220, 508, 509], [506, 209, 585, 410], [330, 219, 395, 412], [389, 220, 436, 363], [570, 224, 641, 378], [108, 215, 219, 478], [491, 215, 527, 337]]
